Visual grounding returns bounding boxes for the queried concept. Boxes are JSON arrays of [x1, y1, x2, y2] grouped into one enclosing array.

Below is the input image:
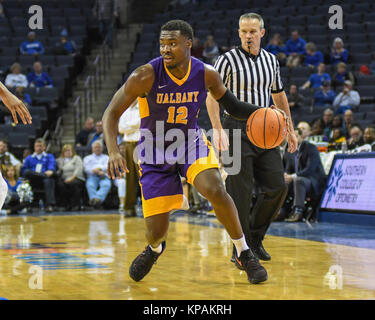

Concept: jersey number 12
[[167, 106, 188, 124]]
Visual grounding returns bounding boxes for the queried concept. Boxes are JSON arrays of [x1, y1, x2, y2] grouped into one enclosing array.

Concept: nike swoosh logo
[[158, 85, 167, 89]]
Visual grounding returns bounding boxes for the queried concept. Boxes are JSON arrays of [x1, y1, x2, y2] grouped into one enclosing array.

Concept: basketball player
[[0, 81, 32, 211], [103, 20, 283, 284], [206, 13, 297, 263]]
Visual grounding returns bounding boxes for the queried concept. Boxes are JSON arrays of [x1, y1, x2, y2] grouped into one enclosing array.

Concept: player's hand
[[107, 151, 129, 180], [212, 128, 229, 151], [2, 93, 32, 125]]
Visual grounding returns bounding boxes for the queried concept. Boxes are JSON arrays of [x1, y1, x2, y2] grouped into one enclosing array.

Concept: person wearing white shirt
[[5, 63, 28, 89], [83, 140, 111, 208], [333, 80, 360, 114], [117, 100, 140, 216]]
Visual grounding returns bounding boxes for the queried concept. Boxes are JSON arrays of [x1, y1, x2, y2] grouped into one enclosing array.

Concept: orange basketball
[[246, 107, 287, 149]]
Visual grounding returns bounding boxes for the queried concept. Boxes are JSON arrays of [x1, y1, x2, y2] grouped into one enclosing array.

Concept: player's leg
[[0, 173, 8, 211], [192, 168, 267, 284]]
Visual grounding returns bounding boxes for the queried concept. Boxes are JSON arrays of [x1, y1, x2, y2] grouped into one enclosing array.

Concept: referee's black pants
[[222, 115, 288, 242]]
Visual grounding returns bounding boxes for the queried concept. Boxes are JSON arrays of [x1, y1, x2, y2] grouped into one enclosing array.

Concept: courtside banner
[[320, 153, 375, 214]]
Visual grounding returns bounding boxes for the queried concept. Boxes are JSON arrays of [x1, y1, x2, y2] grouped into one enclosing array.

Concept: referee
[[206, 13, 298, 262]]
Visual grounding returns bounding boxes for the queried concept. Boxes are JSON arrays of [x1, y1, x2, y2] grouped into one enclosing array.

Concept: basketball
[[246, 107, 288, 149]]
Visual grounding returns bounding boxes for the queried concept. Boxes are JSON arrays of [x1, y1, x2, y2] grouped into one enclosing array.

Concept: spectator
[[331, 62, 355, 91], [75, 117, 96, 147], [4, 63, 28, 89], [83, 140, 111, 208], [0, 2, 5, 20], [285, 30, 306, 68], [56, 144, 85, 211], [21, 138, 57, 213], [191, 37, 204, 60], [343, 109, 354, 138], [363, 126, 375, 151], [22, 148, 32, 164], [322, 108, 334, 132], [287, 84, 305, 110], [296, 121, 311, 140], [347, 125, 364, 150], [333, 80, 360, 114], [93, 0, 118, 48], [304, 42, 324, 68], [20, 31, 45, 56], [87, 120, 104, 147], [308, 118, 328, 143], [53, 35, 77, 56], [301, 63, 331, 90], [118, 99, 140, 217], [14, 87, 32, 107], [265, 33, 286, 66], [0, 139, 22, 176], [313, 80, 335, 107], [2, 165, 33, 215], [328, 127, 346, 151], [325, 114, 343, 139], [114, 141, 126, 214], [27, 62, 54, 88], [202, 35, 219, 65], [370, 53, 375, 75], [283, 128, 326, 222], [330, 37, 349, 65]]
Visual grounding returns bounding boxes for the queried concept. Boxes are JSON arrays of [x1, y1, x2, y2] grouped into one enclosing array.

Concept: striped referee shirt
[[214, 46, 284, 109]]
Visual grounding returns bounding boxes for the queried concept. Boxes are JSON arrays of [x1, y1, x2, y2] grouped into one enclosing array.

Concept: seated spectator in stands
[[304, 42, 323, 69], [75, 117, 96, 147], [285, 30, 306, 68], [56, 144, 85, 211], [330, 37, 349, 65], [0, 139, 22, 176], [2, 165, 33, 215], [27, 62, 54, 88], [5, 63, 28, 89], [22, 148, 32, 164], [0, 3, 5, 20], [88, 120, 104, 147], [313, 80, 335, 107], [114, 141, 126, 214], [324, 114, 343, 139], [363, 126, 375, 151], [308, 118, 328, 143], [14, 86, 32, 107], [20, 31, 45, 56], [202, 35, 219, 65], [301, 63, 331, 90], [296, 121, 311, 140], [265, 33, 286, 66], [283, 128, 326, 222], [53, 35, 77, 56], [333, 80, 360, 114], [331, 62, 355, 91], [328, 128, 346, 151], [191, 37, 204, 60], [343, 109, 354, 138], [322, 107, 334, 132], [83, 140, 111, 208], [287, 84, 305, 110], [21, 138, 57, 213], [347, 125, 364, 150]]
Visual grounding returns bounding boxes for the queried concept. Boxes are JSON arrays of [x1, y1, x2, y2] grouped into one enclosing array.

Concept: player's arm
[[0, 82, 32, 125], [102, 64, 154, 179], [204, 64, 260, 120]]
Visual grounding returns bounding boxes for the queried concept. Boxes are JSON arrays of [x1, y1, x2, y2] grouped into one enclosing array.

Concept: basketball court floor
[[0, 210, 374, 300]]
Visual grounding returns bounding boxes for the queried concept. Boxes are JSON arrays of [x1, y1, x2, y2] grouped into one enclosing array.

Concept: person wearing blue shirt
[[264, 33, 287, 65], [27, 61, 54, 88], [20, 32, 44, 55], [53, 36, 77, 55], [313, 81, 336, 107], [330, 37, 349, 65], [301, 63, 331, 90], [22, 138, 57, 212], [304, 42, 324, 68], [285, 30, 306, 68]]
